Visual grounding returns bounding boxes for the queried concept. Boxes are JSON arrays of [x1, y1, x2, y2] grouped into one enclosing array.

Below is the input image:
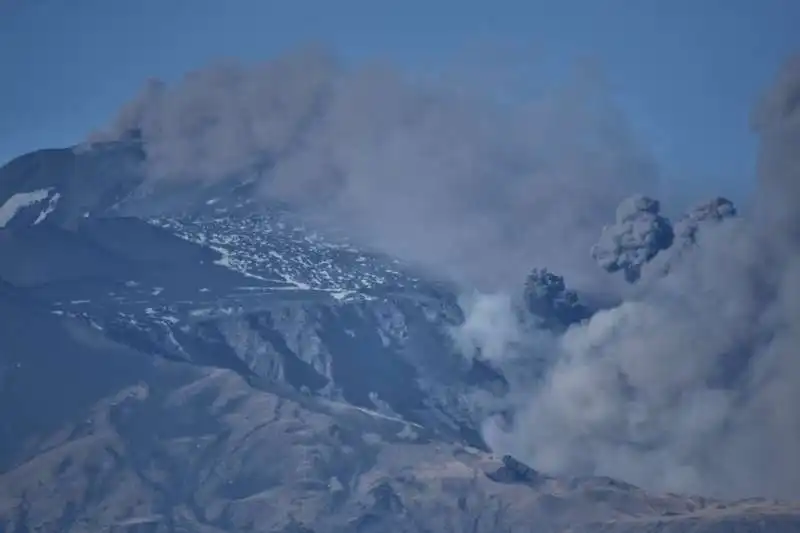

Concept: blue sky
[[1, 0, 798, 202]]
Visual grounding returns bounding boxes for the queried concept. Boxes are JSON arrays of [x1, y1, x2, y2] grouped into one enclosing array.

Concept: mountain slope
[[2, 310, 798, 532], [1, 144, 799, 532], [0, 145, 505, 448]]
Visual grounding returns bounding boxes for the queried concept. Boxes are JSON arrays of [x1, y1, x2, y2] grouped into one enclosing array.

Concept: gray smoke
[[90, 46, 657, 292], [673, 197, 737, 244], [92, 46, 800, 500], [591, 194, 675, 282], [481, 56, 800, 500]]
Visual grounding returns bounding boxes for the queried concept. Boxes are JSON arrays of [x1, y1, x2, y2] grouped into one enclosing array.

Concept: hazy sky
[[1, 0, 798, 201]]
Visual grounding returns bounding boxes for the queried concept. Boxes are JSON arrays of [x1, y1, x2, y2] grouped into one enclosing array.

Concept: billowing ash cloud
[[92, 46, 800, 500], [522, 268, 591, 330], [591, 194, 674, 282], [673, 197, 737, 244], [90, 46, 657, 292], [481, 56, 800, 500]]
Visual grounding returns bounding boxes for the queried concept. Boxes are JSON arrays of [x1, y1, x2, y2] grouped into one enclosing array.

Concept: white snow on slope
[[149, 215, 417, 292], [0, 189, 52, 228], [34, 192, 61, 225], [208, 244, 277, 282]]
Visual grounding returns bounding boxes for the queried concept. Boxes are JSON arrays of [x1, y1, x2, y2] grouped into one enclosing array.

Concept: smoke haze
[[91, 47, 657, 292], [93, 47, 800, 500], [482, 56, 800, 500]]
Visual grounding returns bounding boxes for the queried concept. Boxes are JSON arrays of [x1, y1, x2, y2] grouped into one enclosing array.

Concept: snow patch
[[322, 399, 422, 427], [209, 245, 273, 281], [331, 290, 354, 301], [0, 189, 52, 228], [33, 192, 61, 225]]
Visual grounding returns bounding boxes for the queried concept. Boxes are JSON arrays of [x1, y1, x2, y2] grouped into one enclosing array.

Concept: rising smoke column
[[90, 47, 658, 293], [483, 56, 800, 500]]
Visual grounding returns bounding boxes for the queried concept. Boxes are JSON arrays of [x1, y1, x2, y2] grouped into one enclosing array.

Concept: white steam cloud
[[90, 46, 657, 292]]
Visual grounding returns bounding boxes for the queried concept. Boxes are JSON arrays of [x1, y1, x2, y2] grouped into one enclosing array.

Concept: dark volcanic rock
[[487, 455, 550, 487], [0, 142, 145, 230]]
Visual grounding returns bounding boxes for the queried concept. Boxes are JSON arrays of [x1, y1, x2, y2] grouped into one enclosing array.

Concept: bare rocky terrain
[[3, 311, 798, 533], [1, 143, 799, 532]]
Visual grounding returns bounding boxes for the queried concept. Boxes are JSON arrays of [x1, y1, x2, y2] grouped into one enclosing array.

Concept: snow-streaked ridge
[[149, 214, 425, 294], [34, 192, 61, 225], [0, 188, 53, 228]]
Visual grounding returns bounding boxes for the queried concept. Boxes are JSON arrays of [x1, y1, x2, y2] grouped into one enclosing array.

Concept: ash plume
[[90, 45, 800, 500], [90, 46, 657, 292], [481, 56, 800, 500]]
